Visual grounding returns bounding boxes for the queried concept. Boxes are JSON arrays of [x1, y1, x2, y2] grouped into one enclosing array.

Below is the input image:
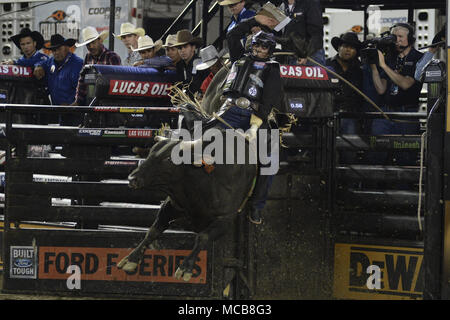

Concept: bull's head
[[128, 136, 202, 190], [128, 136, 178, 190]]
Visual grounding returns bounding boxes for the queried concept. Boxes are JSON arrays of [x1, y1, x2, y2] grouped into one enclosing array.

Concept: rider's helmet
[[251, 31, 276, 56]]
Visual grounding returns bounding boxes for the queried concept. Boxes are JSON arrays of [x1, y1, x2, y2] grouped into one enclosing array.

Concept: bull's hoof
[[117, 247, 145, 272], [117, 258, 138, 272], [175, 267, 192, 282]]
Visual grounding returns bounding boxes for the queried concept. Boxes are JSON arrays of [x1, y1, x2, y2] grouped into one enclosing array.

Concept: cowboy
[[327, 32, 363, 114], [114, 22, 145, 66], [172, 29, 210, 97], [2, 27, 48, 66], [326, 32, 363, 164], [33, 34, 83, 125], [132, 35, 172, 69], [72, 26, 122, 106], [219, 0, 256, 33], [163, 34, 181, 68], [221, 31, 282, 224], [196, 45, 227, 95]]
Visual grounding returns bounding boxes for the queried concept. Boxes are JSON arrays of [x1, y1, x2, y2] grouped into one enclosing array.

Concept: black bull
[[118, 130, 258, 281], [118, 64, 279, 280]]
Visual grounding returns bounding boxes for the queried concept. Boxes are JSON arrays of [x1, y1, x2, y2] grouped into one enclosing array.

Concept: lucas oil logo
[[279, 65, 328, 80], [108, 80, 171, 97], [0, 65, 32, 77], [10, 246, 37, 279], [333, 243, 423, 300]]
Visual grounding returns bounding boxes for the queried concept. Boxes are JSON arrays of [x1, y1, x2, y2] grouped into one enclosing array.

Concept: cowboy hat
[[113, 22, 145, 39], [218, 0, 243, 6], [10, 28, 45, 50], [132, 35, 163, 52], [196, 45, 221, 70], [75, 26, 109, 47], [331, 32, 363, 52], [162, 34, 178, 48], [45, 34, 76, 49], [172, 29, 202, 47]]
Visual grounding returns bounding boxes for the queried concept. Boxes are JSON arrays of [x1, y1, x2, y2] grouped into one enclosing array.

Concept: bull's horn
[[155, 135, 168, 142], [179, 138, 202, 151]]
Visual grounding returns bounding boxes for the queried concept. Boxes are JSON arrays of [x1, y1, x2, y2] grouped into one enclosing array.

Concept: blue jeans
[[339, 118, 359, 164], [220, 106, 252, 131], [220, 106, 273, 211]]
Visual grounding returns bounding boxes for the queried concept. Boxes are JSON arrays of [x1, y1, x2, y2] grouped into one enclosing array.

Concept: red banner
[[279, 65, 329, 80], [108, 80, 171, 97], [0, 65, 33, 78]]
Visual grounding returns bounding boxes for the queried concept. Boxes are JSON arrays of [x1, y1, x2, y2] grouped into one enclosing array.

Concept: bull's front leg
[[117, 225, 162, 272], [118, 198, 183, 273], [175, 216, 229, 281]]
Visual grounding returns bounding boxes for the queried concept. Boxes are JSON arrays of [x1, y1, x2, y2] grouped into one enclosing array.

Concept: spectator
[[163, 34, 181, 68], [196, 45, 226, 95], [114, 22, 145, 66], [72, 26, 121, 106], [219, 0, 256, 33], [172, 29, 210, 97], [277, 0, 325, 65], [327, 32, 363, 164], [33, 34, 83, 125], [369, 23, 424, 166], [3, 28, 48, 66], [415, 24, 446, 81], [132, 35, 172, 69]]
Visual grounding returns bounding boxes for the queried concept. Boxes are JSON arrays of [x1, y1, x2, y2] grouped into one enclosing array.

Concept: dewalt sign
[[333, 243, 423, 300]]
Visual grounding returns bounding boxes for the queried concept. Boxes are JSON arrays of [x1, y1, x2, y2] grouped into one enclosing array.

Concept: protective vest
[[223, 56, 269, 102]]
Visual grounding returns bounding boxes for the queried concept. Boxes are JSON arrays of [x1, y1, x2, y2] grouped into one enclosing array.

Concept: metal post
[[219, 5, 224, 39], [109, 0, 116, 51], [202, 0, 210, 46], [192, 4, 196, 31]]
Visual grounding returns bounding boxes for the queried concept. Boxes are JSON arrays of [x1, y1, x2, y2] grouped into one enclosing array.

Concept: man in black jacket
[[173, 29, 210, 97], [326, 32, 363, 164], [278, 0, 325, 65]]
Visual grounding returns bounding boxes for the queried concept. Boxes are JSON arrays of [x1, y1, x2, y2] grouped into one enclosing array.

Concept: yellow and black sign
[[334, 243, 423, 300]]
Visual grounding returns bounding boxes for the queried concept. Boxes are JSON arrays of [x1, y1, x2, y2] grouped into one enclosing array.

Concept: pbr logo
[[10, 246, 37, 279]]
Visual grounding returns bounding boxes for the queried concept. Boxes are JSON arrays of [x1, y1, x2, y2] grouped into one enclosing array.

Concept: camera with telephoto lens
[[360, 33, 397, 65]]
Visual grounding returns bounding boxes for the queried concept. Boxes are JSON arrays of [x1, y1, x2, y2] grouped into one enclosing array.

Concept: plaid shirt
[[75, 45, 121, 105], [123, 50, 141, 66]]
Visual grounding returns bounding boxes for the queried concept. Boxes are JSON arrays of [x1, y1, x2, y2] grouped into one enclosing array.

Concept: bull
[[117, 114, 258, 281]]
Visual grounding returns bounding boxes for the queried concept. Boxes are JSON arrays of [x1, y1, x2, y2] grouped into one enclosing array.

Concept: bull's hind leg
[[118, 198, 183, 272], [175, 216, 230, 281]]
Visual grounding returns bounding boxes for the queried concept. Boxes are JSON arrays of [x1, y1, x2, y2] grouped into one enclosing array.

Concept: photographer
[[369, 23, 424, 166]]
